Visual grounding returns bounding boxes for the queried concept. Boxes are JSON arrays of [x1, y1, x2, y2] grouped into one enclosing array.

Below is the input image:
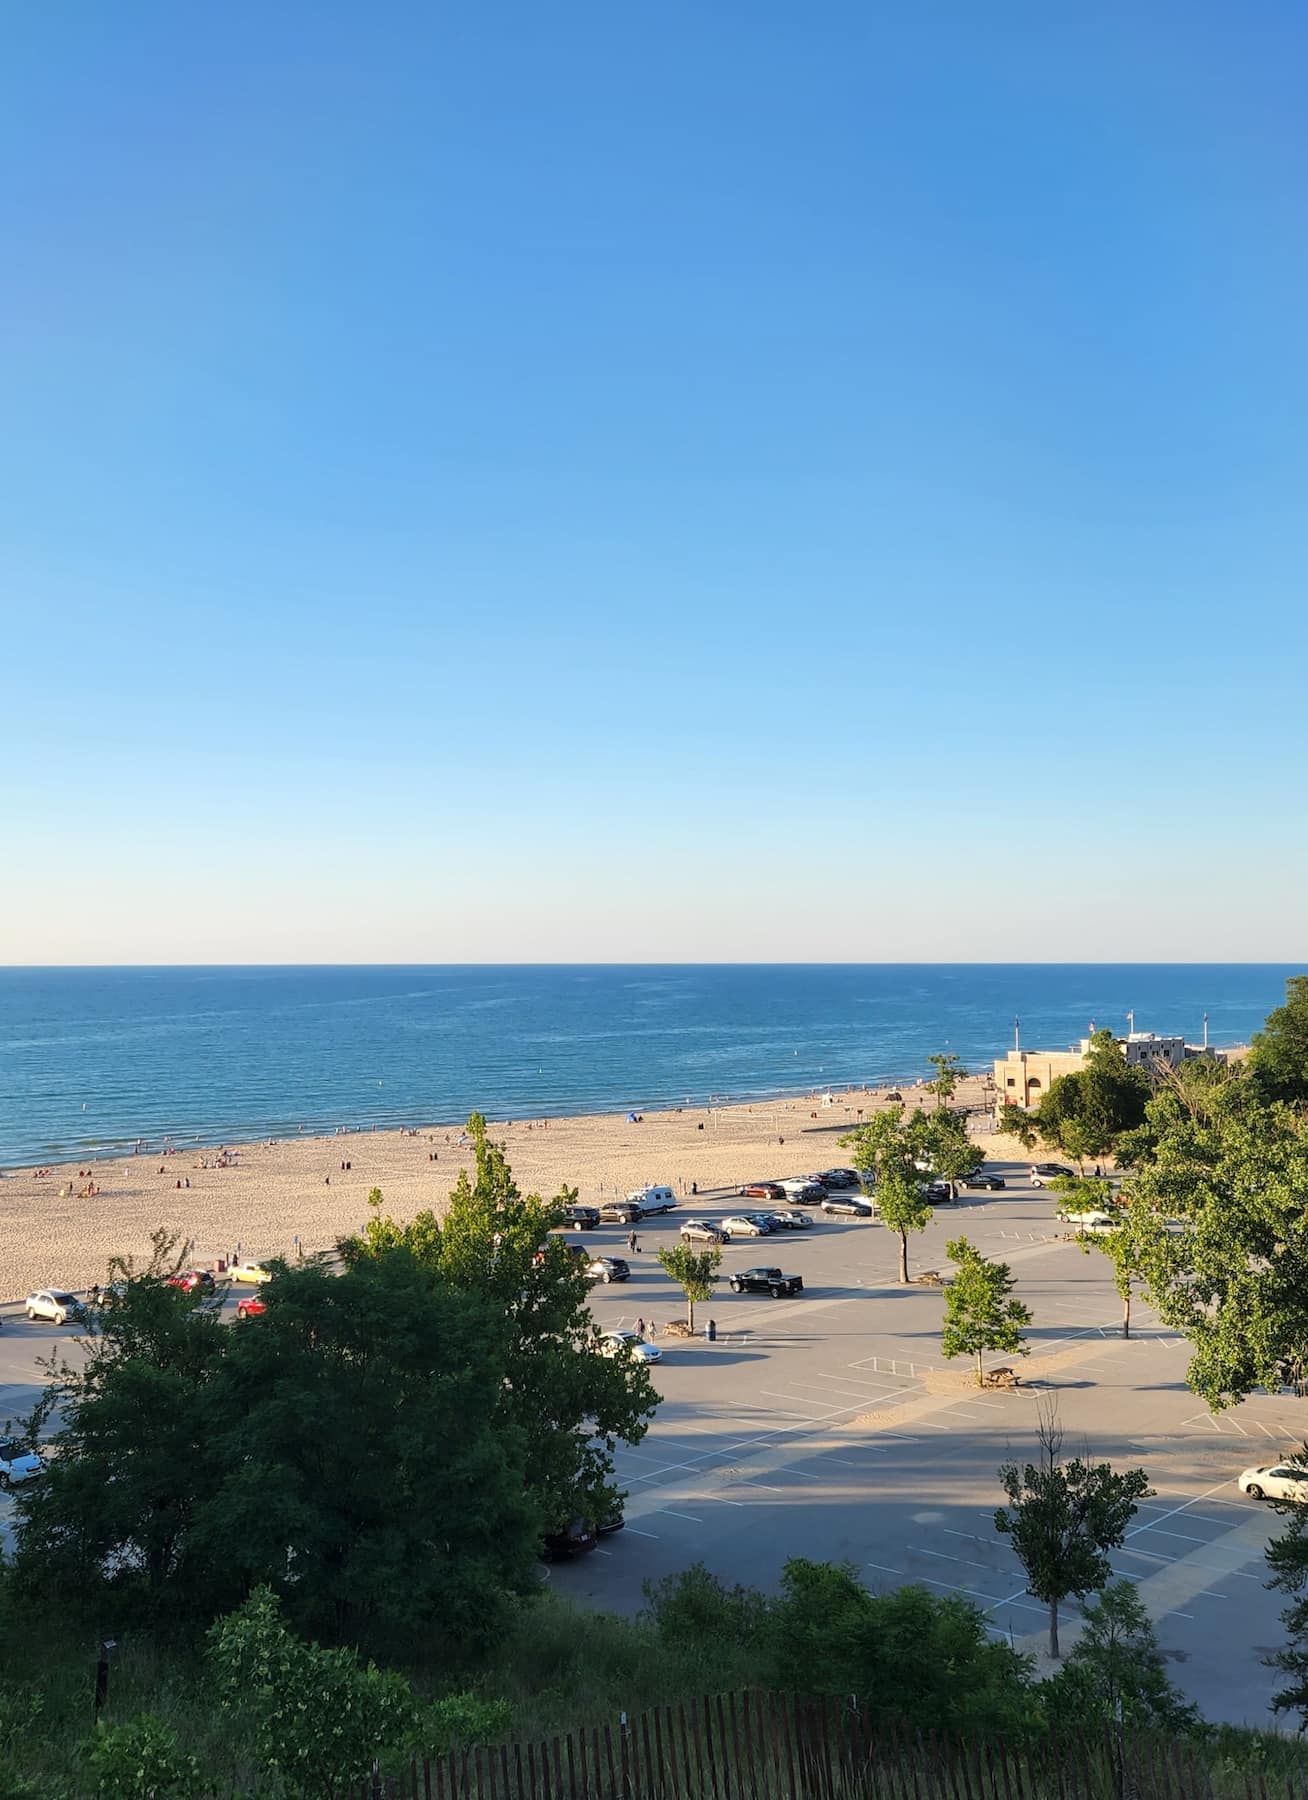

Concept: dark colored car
[[597, 1509, 626, 1536], [564, 1204, 601, 1230], [598, 1200, 641, 1224], [821, 1195, 874, 1218], [962, 1173, 1006, 1191], [729, 1266, 804, 1298], [925, 1181, 955, 1203], [542, 1519, 599, 1561], [818, 1169, 862, 1189], [585, 1256, 631, 1284], [739, 1181, 785, 1201]]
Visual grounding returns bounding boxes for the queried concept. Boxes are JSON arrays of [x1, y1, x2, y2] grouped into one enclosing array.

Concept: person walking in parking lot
[[627, 1229, 639, 1254], [635, 1316, 645, 1339]]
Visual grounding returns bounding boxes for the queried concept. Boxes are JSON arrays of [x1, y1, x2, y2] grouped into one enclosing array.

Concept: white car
[[25, 1289, 82, 1325], [599, 1330, 662, 1364], [1058, 1209, 1119, 1234], [1030, 1164, 1075, 1188], [720, 1215, 769, 1237], [0, 1440, 44, 1488], [1239, 1462, 1308, 1502]]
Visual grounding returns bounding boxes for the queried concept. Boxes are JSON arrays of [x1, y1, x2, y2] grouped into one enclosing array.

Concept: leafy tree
[[941, 1238, 1032, 1385], [80, 1713, 205, 1800], [1251, 974, 1308, 1105], [206, 1252, 541, 1655], [643, 1561, 770, 1654], [999, 1102, 1040, 1153], [995, 1408, 1152, 1658], [1030, 1032, 1150, 1170], [927, 1052, 966, 1109], [12, 1233, 232, 1626], [877, 1169, 933, 1285], [656, 1243, 721, 1331], [349, 1114, 657, 1535], [1124, 1093, 1308, 1408], [840, 1103, 979, 1282], [1262, 1472, 1308, 1724], [1040, 1580, 1198, 1732], [209, 1586, 419, 1800], [1052, 1174, 1145, 1339]]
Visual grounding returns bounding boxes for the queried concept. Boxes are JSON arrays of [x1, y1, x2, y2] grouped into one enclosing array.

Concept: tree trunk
[[1048, 1597, 1060, 1659], [687, 1296, 695, 1332], [975, 1349, 984, 1386], [898, 1230, 909, 1284], [1122, 1288, 1130, 1340]]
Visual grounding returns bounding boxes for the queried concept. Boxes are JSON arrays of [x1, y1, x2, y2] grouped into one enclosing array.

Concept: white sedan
[[599, 1330, 662, 1364], [25, 1289, 82, 1325], [1239, 1463, 1308, 1502], [720, 1215, 769, 1237], [1058, 1210, 1119, 1234], [0, 1440, 44, 1488]]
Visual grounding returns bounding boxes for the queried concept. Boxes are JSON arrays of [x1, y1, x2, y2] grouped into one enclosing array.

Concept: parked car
[[563, 1203, 601, 1230], [1030, 1164, 1075, 1188], [585, 1256, 631, 1284], [728, 1267, 803, 1298], [818, 1169, 862, 1189], [925, 1181, 955, 1204], [600, 1330, 662, 1364], [597, 1508, 625, 1536], [764, 1211, 812, 1231], [598, 1200, 641, 1225], [780, 1179, 826, 1205], [229, 1261, 273, 1285], [0, 1440, 44, 1487], [1239, 1462, 1308, 1502], [962, 1172, 1006, 1191], [236, 1297, 267, 1320], [541, 1519, 599, 1561], [167, 1269, 216, 1295], [820, 1196, 874, 1219], [721, 1215, 770, 1237], [679, 1219, 726, 1243], [739, 1182, 785, 1201], [1058, 1209, 1119, 1235], [25, 1289, 83, 1326]]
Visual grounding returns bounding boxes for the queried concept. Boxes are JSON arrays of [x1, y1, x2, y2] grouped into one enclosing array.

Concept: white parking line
[[659, 1509, 704, 1523], [919, 1547, 1002, 1573], [625, 1527, 660, 1539]]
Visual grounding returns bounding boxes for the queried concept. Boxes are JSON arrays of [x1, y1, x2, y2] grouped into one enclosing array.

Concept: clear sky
[[4, 3, 1306, 963]]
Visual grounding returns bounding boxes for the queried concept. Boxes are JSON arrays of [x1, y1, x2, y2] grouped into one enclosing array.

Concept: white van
[[626, 1185, 677, 1216]]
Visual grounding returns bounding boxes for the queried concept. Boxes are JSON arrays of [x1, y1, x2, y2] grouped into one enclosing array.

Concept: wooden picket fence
[[353, 1690, 1308, 1800]]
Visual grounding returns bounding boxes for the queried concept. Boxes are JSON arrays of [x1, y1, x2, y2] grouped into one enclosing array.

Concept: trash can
[[706, 1318, 717, 1342]]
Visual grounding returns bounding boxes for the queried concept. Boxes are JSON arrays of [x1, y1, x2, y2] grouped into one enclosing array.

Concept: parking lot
[[555, 1162, 1303, 1729], [1, 1159, 1300, 1727]]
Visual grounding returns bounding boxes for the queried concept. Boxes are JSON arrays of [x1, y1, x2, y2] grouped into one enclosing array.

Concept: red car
[[167, 1270, 216, 1295], [739, 1181, 785, 1201], [236, 1297, 266, 1320]]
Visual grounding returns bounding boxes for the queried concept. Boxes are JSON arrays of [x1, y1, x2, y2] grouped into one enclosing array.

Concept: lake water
[[0, 964, 1291, 1166]]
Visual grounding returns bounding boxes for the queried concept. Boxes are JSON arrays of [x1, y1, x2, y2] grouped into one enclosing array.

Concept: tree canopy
[[840, 1104, 982, 1283], [1027, 1031, 1150, 1168], [941, 1238, 1031, 1385], [1251, 975, 1308, 1106]]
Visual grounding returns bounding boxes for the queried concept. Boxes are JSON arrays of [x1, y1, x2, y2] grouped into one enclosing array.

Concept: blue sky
[[4, 2, 1306, 962]]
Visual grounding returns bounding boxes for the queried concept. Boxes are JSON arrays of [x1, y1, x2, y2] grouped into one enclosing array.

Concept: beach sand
[[0, 1078, 1008, 1302]]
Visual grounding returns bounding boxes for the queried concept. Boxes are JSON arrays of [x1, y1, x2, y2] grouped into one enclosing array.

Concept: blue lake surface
[[0, 965, 1294, 1165]]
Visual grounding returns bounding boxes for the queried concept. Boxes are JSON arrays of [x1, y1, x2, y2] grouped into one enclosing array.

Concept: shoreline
[[0, 1076, 998, 1305]]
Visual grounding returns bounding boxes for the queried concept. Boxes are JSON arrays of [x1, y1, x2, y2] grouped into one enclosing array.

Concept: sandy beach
[[0, 1077, 1011, 1303]]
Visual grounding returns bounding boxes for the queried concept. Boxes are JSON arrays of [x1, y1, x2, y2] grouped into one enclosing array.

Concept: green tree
[[1040, 1580, 1198, 1733], [207, 1252, 541, 1655], [1031, 1032, 1150, 1170], [941, 1238, 1032, 1385], [349, 1114, 657, 1536], [927, 1053, 966, 1110], [921, 1105, 985, 1194], [1252, 975, 1308, 1105], [209, 1586, 419, 1800], [999, 1102, 1041, 1153], [995, 1409, 1152, 1658], [1124, 1093, 1308, 1408], [840, 1103, 966, 1282], [1052, 1174, 1148, 1339], [656, 1243, 721, 1331], [80, 1714, 205, 1800], [1262, 1471, 1308, 1724]]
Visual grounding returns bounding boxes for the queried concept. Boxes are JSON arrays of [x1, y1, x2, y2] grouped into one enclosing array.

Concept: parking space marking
[[919, 1547, 1003, 1574], [658, 1508, 704, 1523], [625, 1527, 660, 1539]]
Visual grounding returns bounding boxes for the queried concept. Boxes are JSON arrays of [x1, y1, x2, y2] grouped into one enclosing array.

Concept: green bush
[[81, 1713, 204, 1800]]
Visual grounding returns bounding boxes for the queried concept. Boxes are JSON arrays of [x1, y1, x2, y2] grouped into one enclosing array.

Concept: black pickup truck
[[728, 1266, 803, 1298]]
